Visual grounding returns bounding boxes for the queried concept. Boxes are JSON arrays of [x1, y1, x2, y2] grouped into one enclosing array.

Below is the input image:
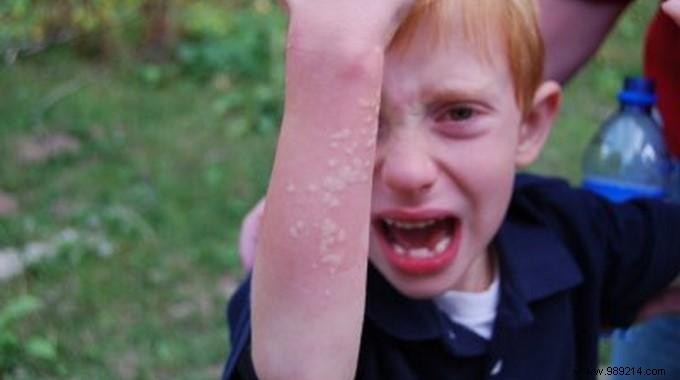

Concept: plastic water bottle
[[582, 77, 671, 202]]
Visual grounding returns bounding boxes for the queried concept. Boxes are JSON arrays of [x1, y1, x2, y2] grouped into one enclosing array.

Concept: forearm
[[540, 0, 632, 83], [251, 23, 383, 380]]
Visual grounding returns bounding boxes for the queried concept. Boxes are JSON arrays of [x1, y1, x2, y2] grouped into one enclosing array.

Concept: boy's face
[[368, 23, 528, 298]]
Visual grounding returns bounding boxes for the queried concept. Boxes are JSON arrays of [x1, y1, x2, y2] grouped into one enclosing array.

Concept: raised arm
[[540, 0, 633, 83], [663, 0, 680, 24], [250, 2, 413, 379]]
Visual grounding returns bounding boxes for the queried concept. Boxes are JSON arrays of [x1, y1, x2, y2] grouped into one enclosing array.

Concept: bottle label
[[583, 176, 666, 203]]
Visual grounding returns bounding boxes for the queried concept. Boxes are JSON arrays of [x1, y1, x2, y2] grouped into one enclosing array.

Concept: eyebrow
[[420, 79, 497, 103]]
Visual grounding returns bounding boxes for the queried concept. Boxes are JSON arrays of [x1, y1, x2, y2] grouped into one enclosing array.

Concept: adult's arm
[[540, 0, 633, 83]]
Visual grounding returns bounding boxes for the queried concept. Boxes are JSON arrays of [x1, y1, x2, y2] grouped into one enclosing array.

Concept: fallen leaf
[[15, 132, 81, 164], [0, 190, 18, 216]]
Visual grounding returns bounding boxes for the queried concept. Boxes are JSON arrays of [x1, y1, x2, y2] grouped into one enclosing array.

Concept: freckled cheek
[[447, 148, 515, 230], [476, 168, 515, 239], [468, 152, 515, 199]]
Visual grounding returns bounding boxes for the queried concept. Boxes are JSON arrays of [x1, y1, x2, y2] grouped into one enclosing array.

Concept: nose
[[377, 132, 438, 197]]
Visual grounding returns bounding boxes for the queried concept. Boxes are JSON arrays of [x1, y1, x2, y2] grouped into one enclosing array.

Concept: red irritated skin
[[368, 17, 560, 300], [250, 2, 420, 380]]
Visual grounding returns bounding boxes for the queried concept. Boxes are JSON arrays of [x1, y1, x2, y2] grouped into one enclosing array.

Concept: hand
[[637, 287, 680, 322], [662, 0, 680, 26], [279, 0, 417, 49], [238, 198, 265, 271]]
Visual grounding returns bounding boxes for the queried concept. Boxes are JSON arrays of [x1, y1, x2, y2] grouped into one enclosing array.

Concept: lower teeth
[[410, 248, 433, 258], [434, 236, 450, 253], [391, 235, 451, 258]]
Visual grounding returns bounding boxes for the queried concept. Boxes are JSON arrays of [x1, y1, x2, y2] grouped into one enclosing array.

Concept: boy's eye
[[437, 105, 475, 122], [432, 103, 487, 138]]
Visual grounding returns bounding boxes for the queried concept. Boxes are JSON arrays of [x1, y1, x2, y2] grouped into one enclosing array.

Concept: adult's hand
[[638, 286, 680, 321], [662, 0, 680, 25], [279, 0, 416, 51], [238, 198, 265, 271]]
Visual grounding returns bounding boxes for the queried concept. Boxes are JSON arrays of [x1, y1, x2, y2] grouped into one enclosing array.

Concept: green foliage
[[0, 295, 41, 328], [136, 62, 178, 87], [0, 295, 57, 373], [1, 0, 281, 63], [2, 0, 286, 135], [0, 0, 40, 60], [175, 3, 286, 135], [179, 2, 233, 38], [1, 0, 144, 58], [0, 48, 273, 375], [0, 0, 657, 377], [2, 0, 286, 138], [176, 6, 281, 81]]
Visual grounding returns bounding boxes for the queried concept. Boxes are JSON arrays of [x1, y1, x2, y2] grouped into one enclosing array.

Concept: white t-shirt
[[433, 272, 500, 340]]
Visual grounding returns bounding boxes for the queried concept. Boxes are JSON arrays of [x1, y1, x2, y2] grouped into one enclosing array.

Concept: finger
[[637, 288, 680, 321], [238, 198, 266, 270]]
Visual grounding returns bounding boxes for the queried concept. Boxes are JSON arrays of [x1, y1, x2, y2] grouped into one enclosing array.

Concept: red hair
[[390, 0, 545, 115]]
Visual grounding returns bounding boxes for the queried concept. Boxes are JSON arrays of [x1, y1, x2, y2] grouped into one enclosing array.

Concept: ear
[[515, 81, 561, 167]]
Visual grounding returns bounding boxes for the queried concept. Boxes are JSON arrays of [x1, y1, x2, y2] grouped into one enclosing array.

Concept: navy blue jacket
[[222, 175, 680, 379]]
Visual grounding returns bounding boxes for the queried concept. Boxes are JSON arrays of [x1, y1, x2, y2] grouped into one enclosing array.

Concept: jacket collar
[[492, 213, 583, 328]]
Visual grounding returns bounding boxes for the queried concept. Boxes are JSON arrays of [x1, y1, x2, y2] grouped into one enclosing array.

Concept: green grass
[[0, 49, 278, 378], [0, 1, 658, 378]]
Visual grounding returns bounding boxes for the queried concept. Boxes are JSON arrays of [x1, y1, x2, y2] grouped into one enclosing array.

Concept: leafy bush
[[1, 0, 281, 63], [0, 295, 57, 374], [176, 4, 281, 81], [1, 0, 144, 60], [175, 2, 286, 134], [2, 0, 287, 133]]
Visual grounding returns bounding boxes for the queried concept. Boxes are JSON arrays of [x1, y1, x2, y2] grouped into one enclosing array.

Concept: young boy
[[223, 0, 680, 379]]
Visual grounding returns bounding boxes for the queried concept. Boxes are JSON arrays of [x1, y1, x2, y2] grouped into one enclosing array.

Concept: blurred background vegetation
[[0, 0, 658, 378]]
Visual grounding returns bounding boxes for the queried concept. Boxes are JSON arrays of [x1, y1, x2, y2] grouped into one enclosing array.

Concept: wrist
[[287, 11, 385, 58], [285, 20, 384, 91]]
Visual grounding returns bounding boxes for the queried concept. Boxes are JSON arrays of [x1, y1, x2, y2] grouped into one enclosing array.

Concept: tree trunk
[[140, 0, 175, 62]]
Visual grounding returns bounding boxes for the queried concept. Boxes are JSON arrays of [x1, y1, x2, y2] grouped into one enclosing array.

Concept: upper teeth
[[384, 218, 443, 229]]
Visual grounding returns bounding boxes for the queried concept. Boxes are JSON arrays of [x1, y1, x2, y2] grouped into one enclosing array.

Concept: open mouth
[[373, 215, 461, 275]]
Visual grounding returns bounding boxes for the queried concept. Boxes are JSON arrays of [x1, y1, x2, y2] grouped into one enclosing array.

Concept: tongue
[[389, 220, 452, 250]]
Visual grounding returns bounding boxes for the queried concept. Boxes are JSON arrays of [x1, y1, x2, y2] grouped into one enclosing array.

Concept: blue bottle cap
[[618, 76, 657, 106]]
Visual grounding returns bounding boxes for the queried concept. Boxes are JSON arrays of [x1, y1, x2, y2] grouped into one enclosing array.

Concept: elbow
[[252, 337, 357, 380], [251, 336, 305, 380]]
